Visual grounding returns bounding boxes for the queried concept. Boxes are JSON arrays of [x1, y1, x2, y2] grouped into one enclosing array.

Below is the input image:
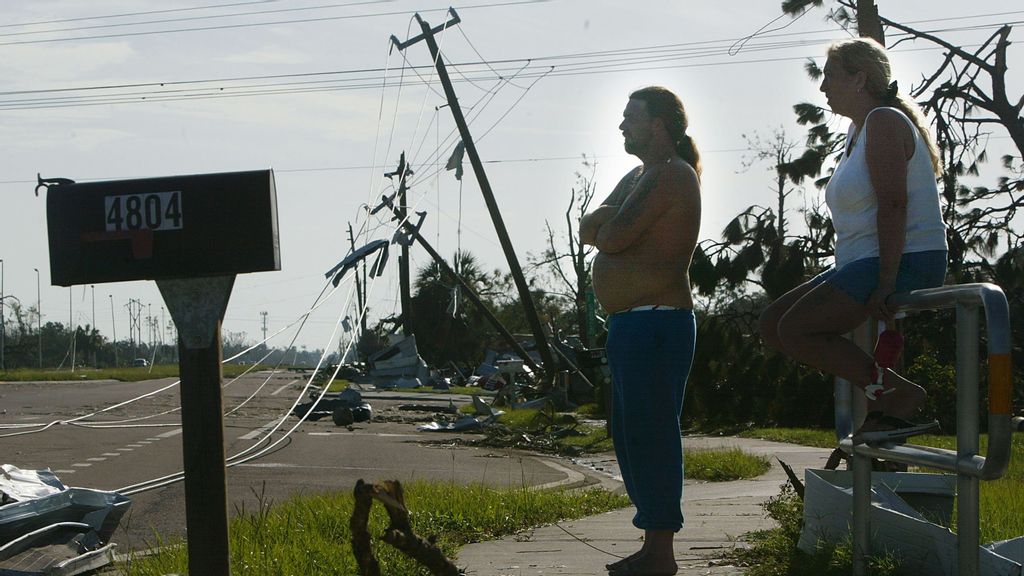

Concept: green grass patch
[[739, 427, 838, 449], [685, 446, 771, 481], [574, 402, 603, 416], [118, 481, 630, 576], [0, 364, 268, 383]]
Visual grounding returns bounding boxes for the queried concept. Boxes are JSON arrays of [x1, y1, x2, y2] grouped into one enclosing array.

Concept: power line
[[0, 0, 397, 39], [0, 0, 280, 29], [0, 0, 552, 47], [0, 41, 973, 112], [0, 12, 1014, 110], [0, 148, 759, 188]]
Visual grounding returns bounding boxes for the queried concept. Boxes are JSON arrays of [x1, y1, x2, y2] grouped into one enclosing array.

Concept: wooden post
[[158, 276, 235, 576]]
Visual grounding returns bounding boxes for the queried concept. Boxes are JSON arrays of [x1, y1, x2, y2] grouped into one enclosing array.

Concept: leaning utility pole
[[391, 10, 557, 382]]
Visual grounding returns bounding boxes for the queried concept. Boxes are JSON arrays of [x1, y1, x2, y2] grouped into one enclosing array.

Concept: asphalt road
[[0, 372, 580, 550]]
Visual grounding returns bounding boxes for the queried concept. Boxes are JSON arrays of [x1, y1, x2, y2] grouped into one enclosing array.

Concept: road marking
[[117, 447, 134, 452], [127, 444, 144, 448], [102, 453, 121, 457], [271, 379, 301, 396], [145, 437, 161, 441], [137, 441, 151, 445], [54, 470, 75, 474], [157, 429, 182, 439], [72, 463, 92, 468], [240, 420, 279, 441], [87, 457, 106, 462]]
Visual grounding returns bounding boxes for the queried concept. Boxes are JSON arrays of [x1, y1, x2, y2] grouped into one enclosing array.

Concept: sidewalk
[[457, 435, 833, 575]]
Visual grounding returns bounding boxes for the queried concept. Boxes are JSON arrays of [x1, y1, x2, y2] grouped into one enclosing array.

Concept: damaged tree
[[350, 479, 462, 576]]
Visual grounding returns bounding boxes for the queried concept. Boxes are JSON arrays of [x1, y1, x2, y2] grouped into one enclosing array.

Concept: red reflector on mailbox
[[46, 169, 280, 286]]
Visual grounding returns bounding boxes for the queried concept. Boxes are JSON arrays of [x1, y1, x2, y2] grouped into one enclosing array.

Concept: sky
[[1, 0, 1021, 357]]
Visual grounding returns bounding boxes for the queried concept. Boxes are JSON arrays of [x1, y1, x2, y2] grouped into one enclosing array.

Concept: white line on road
[[102, 453, 121, 457], [271, 379, 301, 396], [87, 457, 106, 462], [72, 463, 92, 468], [240, 420, 280, 441], [157, 429, 182, 439], [54, 470, 75, 474]]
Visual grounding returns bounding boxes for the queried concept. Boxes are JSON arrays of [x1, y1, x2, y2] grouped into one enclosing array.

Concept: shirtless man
[[581, 86, 701, 576]]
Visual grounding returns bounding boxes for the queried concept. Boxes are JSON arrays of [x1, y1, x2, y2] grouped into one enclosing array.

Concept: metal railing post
[[956, 302, 981, 576]]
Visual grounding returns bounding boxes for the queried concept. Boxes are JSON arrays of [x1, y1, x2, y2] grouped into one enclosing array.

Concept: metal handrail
[[832, 282, 1014, 576], [836, 282, 1013, 479]]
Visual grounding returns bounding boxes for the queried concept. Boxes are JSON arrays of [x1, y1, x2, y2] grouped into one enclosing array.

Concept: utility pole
[[347, 223, 367, 346], [260, 311, 268, 345], [110, 295, 118, 368], [393, 11, 557, 382], [387, 153, 415, 336], [69, 288, 76, 372], [127, 299, 142, 361], [34, 267, 41, 369]]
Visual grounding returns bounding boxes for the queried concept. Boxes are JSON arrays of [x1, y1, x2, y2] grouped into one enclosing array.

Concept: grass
[[455, 407, 772, 481], [0, 364, 267, 383], [117, 481, 631, 576], [687, 446, 771, 481], [731, 427, 1024, 574], [729, 483, 903, 576]]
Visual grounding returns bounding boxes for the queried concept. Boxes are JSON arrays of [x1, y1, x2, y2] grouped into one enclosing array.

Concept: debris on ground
[[293, 387, 372, 425], [368, 333, 429, 388], [0, 465, 129, 576]]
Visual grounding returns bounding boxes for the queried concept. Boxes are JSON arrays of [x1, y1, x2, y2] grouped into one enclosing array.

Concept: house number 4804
[[104, 191, 183, 232]]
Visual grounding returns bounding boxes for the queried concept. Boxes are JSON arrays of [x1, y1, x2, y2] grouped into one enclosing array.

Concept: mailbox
[[46, 169, 280, 286]]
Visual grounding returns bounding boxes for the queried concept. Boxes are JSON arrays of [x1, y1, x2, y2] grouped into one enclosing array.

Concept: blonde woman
[[759, 38, 947, 443]]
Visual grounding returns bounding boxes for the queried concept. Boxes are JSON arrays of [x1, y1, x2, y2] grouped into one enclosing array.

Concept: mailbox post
[[44, 169, 280, 575]]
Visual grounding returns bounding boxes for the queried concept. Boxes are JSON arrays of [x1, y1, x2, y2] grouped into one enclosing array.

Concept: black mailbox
[[46, 169, 280, 286]]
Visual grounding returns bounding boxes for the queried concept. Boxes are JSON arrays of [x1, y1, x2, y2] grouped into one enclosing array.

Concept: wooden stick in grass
[[351, 479, 462, 576]]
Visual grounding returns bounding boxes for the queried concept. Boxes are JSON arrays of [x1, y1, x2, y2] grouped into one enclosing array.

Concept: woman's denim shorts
[[807, 250, 947, 305]]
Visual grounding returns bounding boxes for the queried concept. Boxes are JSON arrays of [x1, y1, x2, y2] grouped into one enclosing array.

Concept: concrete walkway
[[457, 435, 834, 575]]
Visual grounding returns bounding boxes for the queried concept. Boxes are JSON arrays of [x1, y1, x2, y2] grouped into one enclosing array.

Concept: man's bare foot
[[868, 369, 926, 420], [608, 551, 678, 576]]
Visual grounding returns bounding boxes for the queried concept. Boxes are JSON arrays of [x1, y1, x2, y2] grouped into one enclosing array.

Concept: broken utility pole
[[386, 153, 415, 337], [391, 10, 557, 384], [373, 192, 542, 374]]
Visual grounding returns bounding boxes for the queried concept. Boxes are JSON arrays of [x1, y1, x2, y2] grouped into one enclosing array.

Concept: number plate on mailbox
[[46, 169, 280, 286]]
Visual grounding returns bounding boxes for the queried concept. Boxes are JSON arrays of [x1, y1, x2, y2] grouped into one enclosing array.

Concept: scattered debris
[[417, 415, 497, 433], [399, 404, 458, 415], [293, 387, 372, 425], [0, 465, 129, 576], [369, 334, 430, 388]]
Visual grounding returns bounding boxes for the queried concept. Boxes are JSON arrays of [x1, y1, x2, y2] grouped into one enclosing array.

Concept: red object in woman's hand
[[874, 329, 904, 370]]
